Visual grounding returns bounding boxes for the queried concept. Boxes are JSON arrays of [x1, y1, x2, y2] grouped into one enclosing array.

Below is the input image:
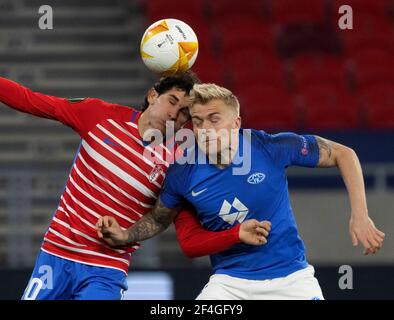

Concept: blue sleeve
[[256, 131, 319, 168], [160, 164, 185, 209]]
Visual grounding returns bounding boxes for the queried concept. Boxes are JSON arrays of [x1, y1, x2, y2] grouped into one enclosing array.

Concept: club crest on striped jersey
[[149, 164, 165, 183]]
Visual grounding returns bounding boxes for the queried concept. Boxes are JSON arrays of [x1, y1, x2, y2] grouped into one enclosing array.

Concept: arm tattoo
[[316, 136, 332, 158], [126, 199, 179, 243], [315, 136, 334, 167]]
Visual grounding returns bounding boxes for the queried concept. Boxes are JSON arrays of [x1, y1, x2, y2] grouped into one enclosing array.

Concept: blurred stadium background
[[0, 0, 393, 299]]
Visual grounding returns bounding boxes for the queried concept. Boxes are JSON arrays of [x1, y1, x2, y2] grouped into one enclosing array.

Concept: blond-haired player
[[98, 83, 385, 300]]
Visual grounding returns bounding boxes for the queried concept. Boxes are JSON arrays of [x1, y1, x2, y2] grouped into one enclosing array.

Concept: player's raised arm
[[314, 136, 385, 255], [0, 76, 75, 120], [0, 77, 127, 136], [96, 197, 180, 247]]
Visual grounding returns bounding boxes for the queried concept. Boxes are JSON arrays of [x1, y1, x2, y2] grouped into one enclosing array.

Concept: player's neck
[[137, 111, 152, 141]]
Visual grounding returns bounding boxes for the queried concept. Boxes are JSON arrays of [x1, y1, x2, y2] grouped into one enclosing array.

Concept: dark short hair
[[141, 70, 200, 111]]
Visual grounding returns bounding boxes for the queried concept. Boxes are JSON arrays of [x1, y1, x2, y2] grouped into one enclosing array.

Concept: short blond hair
[[190, 83, 240, 116]]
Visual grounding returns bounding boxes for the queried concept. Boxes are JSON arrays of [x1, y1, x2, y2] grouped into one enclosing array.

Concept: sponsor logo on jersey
[[219, 197, 249, 225]]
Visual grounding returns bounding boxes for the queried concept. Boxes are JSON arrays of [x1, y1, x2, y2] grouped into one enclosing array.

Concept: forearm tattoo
[[126, 200, 178, 243]]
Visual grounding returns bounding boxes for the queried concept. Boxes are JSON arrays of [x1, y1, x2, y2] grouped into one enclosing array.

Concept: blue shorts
[[22, 250, 128, 300]]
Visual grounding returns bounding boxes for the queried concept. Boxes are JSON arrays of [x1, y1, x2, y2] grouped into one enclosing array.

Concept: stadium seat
[[347, 48, 394, 90], [298, 85, 361, 130], [143, 0, 206, 24], [238, 85, 298, 131], [226, 49, 287, 92], [209, 0, 265, 21], [229, 54, 286, 93], [332, 0, 390, 17], [216, 17, 275, 55], [344, 34, 394, 60], [192, 53, 226, 85], [348, 47, 393, 67], [353, 60, 394, 91], [190, 23, 215, 57], [362, 84, 394, 129], [271, 0, 327, 24], [290, 56, 349, 92], [337, 12, 394, 53], [223, 47, 280, 75]]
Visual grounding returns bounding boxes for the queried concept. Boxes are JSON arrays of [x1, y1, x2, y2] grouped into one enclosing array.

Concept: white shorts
[[196, 265, 324, 300]]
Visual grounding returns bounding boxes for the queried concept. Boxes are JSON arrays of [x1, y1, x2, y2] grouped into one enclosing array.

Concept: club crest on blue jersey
[[247, 172, 266, 184]]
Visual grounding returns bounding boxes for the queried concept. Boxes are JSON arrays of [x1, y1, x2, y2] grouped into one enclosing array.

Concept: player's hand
[[349, 215, 385, 255], [239, 219, 271, 246], [96, 216, 129, 247]]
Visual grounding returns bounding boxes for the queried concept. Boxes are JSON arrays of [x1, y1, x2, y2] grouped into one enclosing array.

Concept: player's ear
[[234, 115, 241, 129], [147, 88, 158, 105]]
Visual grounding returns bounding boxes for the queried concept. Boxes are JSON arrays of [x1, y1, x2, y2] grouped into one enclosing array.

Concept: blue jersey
[[161, 129, 319, 280]]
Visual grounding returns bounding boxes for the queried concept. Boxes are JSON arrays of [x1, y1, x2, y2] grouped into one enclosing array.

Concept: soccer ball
[[140, 19, 199, 76]]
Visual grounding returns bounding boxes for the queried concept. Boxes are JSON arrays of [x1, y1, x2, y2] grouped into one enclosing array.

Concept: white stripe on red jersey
[[77, 153, 151, 211], [108, 119, 167, 171]]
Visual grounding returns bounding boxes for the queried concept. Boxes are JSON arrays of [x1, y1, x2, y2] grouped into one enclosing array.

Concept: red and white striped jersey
[[42, 108, 178, 274], [0, 77, 177, 274]]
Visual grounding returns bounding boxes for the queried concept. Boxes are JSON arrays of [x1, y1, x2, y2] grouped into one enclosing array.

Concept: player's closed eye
[[192, 119, 202, 127], [180, 108, 189, 116]]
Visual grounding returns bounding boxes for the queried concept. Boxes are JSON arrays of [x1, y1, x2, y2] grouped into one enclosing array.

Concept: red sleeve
[[0, 77, 134, 137], [174, 207, 241, 258]]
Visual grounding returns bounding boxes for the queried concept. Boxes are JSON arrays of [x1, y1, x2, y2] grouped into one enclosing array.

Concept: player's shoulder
[[243, 129, 299, 143], [166, 146, 200, 177], [87, 98, 136, 111], [67, 97, 132, 109], [240, 128, 272, 146], [241, 128, 304, 151]]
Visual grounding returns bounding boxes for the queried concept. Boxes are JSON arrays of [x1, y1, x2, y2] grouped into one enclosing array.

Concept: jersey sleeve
[[0, 77, 133, 137], [159, 165, 185, 209], [257, 131, 319, 168], [174, 207, 241, 258]]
